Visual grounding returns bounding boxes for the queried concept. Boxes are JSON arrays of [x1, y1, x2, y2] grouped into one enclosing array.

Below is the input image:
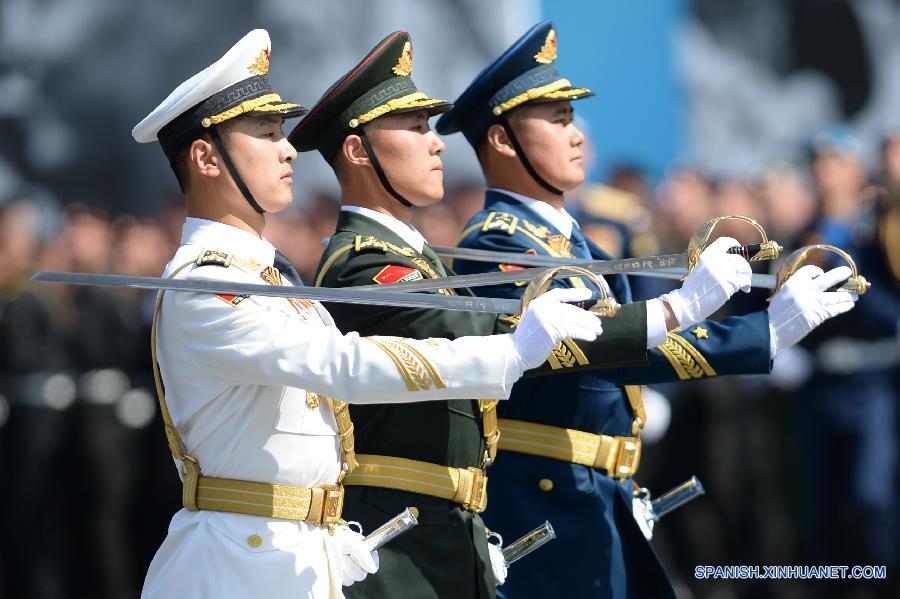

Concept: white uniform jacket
[[142, 218, 520, 598]]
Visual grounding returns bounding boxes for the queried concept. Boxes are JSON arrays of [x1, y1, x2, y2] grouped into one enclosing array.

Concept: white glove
[[660, 237, 752, 328], [511, 287, 603, 371], [488, 541, 508, 586], [767, 265, 858, 357], [332, 524, 380, 587], [632, 495, 656, 541]]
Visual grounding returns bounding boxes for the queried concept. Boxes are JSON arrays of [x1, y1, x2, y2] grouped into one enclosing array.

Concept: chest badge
[[373, 265, 424, 284]]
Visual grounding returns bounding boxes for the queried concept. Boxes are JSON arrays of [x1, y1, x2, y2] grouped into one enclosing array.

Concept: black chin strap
[[209, 125, 266, 214], [500, 115, 565, 197], [357, 128, 413, 208]]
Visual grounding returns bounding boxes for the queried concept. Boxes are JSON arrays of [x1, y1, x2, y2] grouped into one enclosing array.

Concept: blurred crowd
[[1, 122, 899, 598]]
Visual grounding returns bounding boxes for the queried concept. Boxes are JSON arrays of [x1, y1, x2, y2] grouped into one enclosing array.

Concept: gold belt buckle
[[612, 437, 642, 479], [314, 483, 345, 527], [462, 467, 488, 513]]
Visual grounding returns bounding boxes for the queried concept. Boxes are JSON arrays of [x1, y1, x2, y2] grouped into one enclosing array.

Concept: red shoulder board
[[373, 265, 424, 284]]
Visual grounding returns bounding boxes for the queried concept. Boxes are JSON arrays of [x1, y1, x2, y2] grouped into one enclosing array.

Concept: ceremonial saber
[[31, 272, 523, 314], [434, 243, 770, 268], [357, 252, 779, 294], [318, 238, 780, 291]]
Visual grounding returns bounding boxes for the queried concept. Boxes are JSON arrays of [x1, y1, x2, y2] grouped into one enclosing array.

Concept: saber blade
[[356, 259, 778, 294], [32, 272, 523, 314], [435, 242, 771, 268]]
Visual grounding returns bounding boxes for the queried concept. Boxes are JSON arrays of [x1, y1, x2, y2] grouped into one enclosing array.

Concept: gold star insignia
[[691, 326, 709, 340]]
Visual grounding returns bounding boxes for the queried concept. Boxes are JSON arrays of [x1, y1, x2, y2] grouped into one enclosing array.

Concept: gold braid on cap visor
[[201, 93, 301, 127], [349, 92, 446, 128], [491, 78, 592, 116]]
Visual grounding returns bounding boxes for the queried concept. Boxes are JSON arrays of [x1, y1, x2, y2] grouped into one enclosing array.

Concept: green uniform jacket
[[314, 209, 649, 599]]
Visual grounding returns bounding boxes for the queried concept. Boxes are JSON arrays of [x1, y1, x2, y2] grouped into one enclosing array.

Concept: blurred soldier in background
[[798, 124, 900, 596], [0, 199, 76, 598]]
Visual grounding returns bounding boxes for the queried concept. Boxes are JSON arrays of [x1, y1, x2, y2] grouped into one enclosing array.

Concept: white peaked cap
[[132, 29, 306, 158]]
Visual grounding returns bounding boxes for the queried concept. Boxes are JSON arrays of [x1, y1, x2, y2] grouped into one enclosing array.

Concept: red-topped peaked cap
[[289, 31, 451, 160]]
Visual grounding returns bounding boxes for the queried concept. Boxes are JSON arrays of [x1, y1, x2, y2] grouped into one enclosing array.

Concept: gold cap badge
[[534, 29, 557, 64], [392, 41, 413, 76], [248, 48, 270, 76]]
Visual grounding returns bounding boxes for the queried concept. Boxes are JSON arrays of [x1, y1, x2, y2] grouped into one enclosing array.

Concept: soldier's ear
[[341, 134, 371, 168], [485, 123, 516, 158], [189, 138, 221, 180]]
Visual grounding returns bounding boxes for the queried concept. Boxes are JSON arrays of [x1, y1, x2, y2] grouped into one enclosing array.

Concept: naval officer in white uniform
[[131, 29, 605, 598]]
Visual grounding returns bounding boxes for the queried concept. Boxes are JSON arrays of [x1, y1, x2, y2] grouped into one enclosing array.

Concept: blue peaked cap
[[806, 124, 863, 161], [436, 21, 594, 147]]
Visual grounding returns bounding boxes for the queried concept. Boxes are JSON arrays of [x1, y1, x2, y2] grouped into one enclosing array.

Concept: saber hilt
[[649, 476, 706, 520], [771, 244, 871, 299], [687, 214, 782, 272], [727, 242, 782, 262], [362, 507, 419, 552], [501, 521, 556, 566]]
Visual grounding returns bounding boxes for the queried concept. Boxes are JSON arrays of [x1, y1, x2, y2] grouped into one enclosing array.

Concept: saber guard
[[687, 215, 783, 274], [770, 244, 871, 299], [519, 265, 621, 318]]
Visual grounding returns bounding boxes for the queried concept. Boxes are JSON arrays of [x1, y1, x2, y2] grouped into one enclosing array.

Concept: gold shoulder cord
[[624, 385, 646, 437], [325, 397, 357, 482], [151, 259, 203, 509], [151, 252, 359, 509], [480, 400, 501, 467]]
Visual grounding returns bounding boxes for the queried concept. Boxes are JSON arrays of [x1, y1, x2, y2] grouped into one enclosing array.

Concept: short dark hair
[[167, 124, 235, 193], [169, 146, 192, 193]]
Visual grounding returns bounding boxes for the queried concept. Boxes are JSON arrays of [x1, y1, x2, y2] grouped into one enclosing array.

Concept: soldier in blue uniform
[[435, 21, 859, 598], [798, 125, 900, 582]]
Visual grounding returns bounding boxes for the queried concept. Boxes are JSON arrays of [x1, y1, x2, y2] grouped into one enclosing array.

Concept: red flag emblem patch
[[499, 263, 526, 272], [216, 294, 248, 306], [373, 265, 424, 284]]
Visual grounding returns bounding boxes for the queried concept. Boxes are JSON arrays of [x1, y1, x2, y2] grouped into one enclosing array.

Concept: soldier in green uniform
[[288, 31, 754, 598]]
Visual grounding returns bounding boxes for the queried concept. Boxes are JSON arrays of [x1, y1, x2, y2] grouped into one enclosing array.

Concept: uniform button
[[247, 534, 263, 548], [538, 478, 554, 492]]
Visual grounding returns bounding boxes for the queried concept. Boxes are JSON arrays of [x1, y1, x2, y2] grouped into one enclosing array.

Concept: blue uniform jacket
[[454, 190, 773, 598]]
